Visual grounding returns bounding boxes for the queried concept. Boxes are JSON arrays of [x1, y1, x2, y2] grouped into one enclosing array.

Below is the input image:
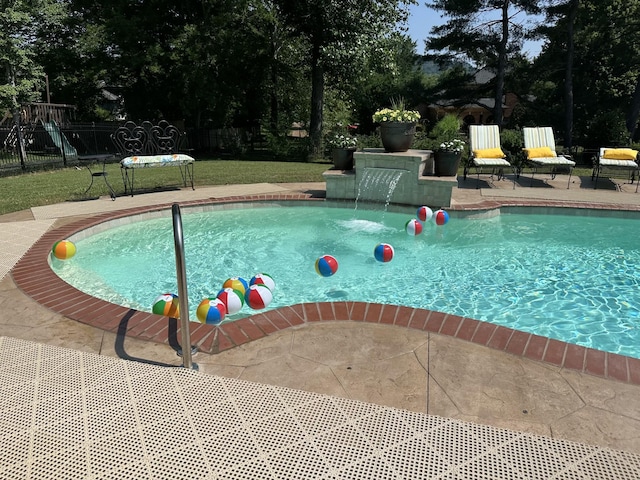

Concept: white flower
[[439, 139, 465, 153]]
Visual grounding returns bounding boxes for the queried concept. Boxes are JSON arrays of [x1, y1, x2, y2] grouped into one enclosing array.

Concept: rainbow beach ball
[[51, 240, 76, 260], [196, 297, 226, 324], [250, 273, 275, 292], [417, 206, 433, 223], [222, 277, 249, 295], [405, 218, 423, 236], [216, 288, 244, 315], [315, 255, 338, 277], [435, 209, 449, 226], [152, 293, 180, 318], [374, 243, 394, 262], [245, 284, 273, 310]]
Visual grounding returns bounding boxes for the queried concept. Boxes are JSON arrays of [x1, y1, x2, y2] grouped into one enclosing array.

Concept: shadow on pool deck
[[2, 175, 640, 468]]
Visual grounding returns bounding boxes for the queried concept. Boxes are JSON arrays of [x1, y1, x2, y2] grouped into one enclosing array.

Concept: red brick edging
[[10, 193, 640, 385]]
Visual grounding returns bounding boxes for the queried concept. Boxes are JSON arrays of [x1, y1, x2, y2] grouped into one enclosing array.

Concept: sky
[[405, 3, 543, 59]]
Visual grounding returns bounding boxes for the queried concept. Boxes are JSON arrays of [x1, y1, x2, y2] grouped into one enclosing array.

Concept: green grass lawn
[[0, 158, 331, 215], [0, 158, 595, 216]]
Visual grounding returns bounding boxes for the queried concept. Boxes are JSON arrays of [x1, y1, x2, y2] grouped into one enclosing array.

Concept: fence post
[[13, 112, 27, 170]]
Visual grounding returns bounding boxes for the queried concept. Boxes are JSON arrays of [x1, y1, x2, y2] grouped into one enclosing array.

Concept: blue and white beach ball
[[216, 288, 244, 315], [435, 209, 449, 226], [405, 218, 423, 236], [245, 284, 273, 310], [250, 273, 275, 292], [374, 243, 394, 262], [315, 255, 338, 277], [417, 206, 433, 223], [196, 297, 226, 324], [222, 277, 249, 295]]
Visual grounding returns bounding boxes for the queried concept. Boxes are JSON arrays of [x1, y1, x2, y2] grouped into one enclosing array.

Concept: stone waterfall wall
[[323, 149, 458, 208]]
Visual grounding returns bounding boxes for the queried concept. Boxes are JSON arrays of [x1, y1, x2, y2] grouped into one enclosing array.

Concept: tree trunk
[[626, 74, 640, 143], [563, 0, 578, 149], [493, 0, 510, 128], [309, 39, 324, 159]]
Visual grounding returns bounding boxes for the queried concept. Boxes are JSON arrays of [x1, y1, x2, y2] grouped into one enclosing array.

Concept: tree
[[533, 0, 640, 146], [0, 0, 70, 163], [275, 0, 415, 157], [426, 0, 541, 128]]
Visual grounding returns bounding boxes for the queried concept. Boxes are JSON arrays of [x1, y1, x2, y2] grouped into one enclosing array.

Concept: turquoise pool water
[[51, 205, 640, 358]]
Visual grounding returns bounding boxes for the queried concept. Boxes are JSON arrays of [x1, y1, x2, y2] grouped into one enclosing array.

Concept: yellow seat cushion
[[473, 148, 505, 159], [603, 148, 639, 160], [524, 146, 554, 159]]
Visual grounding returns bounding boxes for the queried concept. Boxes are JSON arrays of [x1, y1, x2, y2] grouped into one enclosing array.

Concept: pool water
[[52, 205, 640, 358]]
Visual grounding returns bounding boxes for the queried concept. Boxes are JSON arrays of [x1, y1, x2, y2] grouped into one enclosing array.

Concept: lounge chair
[[592, 147, 639, 191], [522, 127, 576, 189], [464, 124, 516, 188]]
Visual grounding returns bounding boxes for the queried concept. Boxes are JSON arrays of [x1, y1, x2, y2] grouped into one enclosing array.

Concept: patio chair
[[522, 127, 576, 189], [464, 124, 516, 189], [592, 147, 639, 191]]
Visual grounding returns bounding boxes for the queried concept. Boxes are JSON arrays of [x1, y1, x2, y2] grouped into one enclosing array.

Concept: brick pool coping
[[11, 193, 640, 385]]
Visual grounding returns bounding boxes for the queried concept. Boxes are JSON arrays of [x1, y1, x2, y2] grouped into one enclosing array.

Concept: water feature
[[51, 204, 640, 359], [323, 149, 457, 207], [355, 168, 406, 210]]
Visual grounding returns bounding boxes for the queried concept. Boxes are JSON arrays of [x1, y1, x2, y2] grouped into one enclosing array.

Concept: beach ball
[[417, 206, 433, 223], [315, 255, 338, 277], [51, 240, 76, 260], [222, 277, 249, 295], [245, 284, 273, 310], [250, 273, 275, 292], [152, 293, 180, 318], [196, 297, 226, 324], [405, 218, 423, 236], [374, 243, 394, 263], [435, 209, 449, 226], [216, 288, 244, 315]]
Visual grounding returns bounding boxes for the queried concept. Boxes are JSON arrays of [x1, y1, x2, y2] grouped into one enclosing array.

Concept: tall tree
[[426, 0, 541, 128], [275, 0, 415, 157], [534, 0, 640, 146]]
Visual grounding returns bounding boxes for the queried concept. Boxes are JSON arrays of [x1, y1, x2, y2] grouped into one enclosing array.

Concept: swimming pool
[[51, 204, 640, 358]]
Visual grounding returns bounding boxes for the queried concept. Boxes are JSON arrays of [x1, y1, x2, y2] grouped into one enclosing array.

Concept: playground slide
[[43, 120, 78, 158]]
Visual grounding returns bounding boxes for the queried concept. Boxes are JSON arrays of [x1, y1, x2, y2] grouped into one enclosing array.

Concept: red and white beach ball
[[417, 206, 433, 223], [245, 284, 273, 310], [222, 276, 249, 295], [315, 255, 339, 277], [405, 218, 423, 236], [196, 297, 226, 324], [152, 293, 180, 318], [250, 273, 275, 292], [51, 240, 76, 260], [216, 288, 244, 315], [374, 243, 394, 262], [435, 209, 449, 226]]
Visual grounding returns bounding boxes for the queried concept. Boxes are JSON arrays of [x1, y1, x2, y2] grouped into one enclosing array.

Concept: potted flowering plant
[[431, 114, 465, 176], [327, 133, 358, 170], [372, 97, 421, 152]]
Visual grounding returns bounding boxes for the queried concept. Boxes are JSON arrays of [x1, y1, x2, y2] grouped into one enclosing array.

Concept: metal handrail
[[172, 203, 197, 369]]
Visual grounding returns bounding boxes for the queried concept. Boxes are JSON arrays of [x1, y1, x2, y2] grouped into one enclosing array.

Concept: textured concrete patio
[[2, 171, 640, 478]]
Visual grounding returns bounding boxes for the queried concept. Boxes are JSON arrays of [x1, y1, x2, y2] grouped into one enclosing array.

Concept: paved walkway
[[3, 174, 640, 478]]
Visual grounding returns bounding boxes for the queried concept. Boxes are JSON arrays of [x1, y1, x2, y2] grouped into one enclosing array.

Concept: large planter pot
[[434, 150, 462, 176], [379, 122, 416, 153], [331, 147, 356, 170]]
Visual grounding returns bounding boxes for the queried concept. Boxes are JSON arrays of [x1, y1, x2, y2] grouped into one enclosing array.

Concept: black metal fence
[[0, 122, 120, 173], [0, 122, 267, 175]]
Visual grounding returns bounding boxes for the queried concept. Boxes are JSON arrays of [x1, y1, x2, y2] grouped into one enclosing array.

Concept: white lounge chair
[[522, 127, 576, 189], [592, 147, 640, 191], [464, 125, 516, 188]]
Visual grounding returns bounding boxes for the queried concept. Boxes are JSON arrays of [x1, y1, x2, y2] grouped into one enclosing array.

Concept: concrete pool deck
[[3, 173, 640, 477]]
